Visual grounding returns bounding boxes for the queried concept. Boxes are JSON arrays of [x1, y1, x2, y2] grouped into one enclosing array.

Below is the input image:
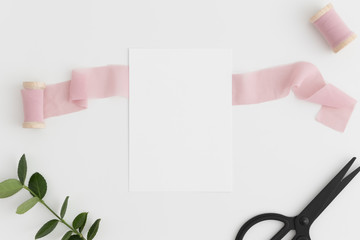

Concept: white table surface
[[0, 0, 360, 239]]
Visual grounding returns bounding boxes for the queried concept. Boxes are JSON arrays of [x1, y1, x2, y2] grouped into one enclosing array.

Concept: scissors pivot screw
[[299, 216, 310, 226]]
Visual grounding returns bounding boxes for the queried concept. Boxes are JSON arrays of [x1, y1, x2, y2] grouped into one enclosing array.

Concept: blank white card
[[129, 49, 232, 191]]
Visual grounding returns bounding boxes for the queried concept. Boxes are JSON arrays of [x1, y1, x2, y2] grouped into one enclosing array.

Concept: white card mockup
[[129, 49, 232, 191]]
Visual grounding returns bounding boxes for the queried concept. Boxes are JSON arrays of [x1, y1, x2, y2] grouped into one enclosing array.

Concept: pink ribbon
[[232, 62, 356, 132], [22, 62, 356, 131], [22, 65, 128, 123], [45, 65, 129, 118]]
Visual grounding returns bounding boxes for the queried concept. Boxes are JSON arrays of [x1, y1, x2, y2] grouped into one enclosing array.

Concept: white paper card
[[129, 49, 232, 191]]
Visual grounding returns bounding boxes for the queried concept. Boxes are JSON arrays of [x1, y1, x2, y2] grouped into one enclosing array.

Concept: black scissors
[[235, 157, 360, 240]]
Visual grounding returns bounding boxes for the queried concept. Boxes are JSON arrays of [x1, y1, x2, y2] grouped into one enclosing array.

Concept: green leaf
[[87, 219, 101, 240], [68, 235, 82, 240], [60, 196, 69, 218], [72, 212, 88, 232], [28, 172, 47, 199], [35, 219, 59, 239], [61, 231, 73, 240], [0, 179, 22, 198], [16, 197, 39, 214], [17, 154, 27, 185], [79, 221, 86, 233]]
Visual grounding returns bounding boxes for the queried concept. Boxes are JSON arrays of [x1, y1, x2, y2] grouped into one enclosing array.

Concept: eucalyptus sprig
[[0, 154, 101, 240]]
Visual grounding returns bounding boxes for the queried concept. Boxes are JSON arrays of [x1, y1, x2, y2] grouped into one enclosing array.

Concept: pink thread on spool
[[21, 82, 46, 128], [311, 3, 356, 53]]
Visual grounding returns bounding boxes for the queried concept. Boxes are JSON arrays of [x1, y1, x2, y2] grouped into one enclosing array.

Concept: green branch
[[0, 154, 101, 240], [23, 185, 85, 239]]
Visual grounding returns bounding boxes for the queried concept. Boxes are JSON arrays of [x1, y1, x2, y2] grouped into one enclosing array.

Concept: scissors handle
[[235, 213, 294, 240]]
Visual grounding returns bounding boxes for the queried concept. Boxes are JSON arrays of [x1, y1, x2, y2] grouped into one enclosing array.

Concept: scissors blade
[[297, 157, 357, 224], [313, 165, 360, 221]]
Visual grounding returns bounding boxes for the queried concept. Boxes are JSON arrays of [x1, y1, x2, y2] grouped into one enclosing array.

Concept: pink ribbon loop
[[43, 65, 129, 118], [21, 62, 356, 131], [232, 62, 356, 132]]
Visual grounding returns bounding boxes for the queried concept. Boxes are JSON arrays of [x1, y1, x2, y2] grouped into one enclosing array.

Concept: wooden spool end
[[310, 3, 333, 23], [23, 122, 46, 129], [333, 33, 357, 53], [23, 81, 46, 90]]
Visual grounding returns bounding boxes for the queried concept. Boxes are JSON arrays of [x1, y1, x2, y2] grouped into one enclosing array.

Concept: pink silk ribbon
[[232, 62, 356, 132], [21, 62, 356, 132], [43, 65, 129, 118]]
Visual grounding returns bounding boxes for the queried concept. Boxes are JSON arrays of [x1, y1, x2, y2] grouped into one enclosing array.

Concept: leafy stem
[[23, 185, 85, 239], [0, 154, 101, 240]]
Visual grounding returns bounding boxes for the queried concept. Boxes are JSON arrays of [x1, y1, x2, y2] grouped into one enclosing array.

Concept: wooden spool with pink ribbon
[[311, 3, 356, 53]]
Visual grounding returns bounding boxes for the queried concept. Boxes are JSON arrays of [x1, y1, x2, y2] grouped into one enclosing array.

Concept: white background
[[0, 0, 360, 239]]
